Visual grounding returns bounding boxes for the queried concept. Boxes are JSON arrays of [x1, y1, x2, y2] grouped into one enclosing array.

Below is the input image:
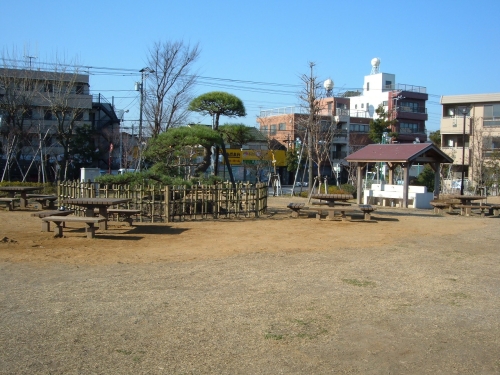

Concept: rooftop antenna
[[370, 57, 380, 74], [23, 43, 38, 69], [323, 78, 334, 97]]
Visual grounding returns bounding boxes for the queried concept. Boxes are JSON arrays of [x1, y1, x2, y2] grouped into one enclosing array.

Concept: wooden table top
[[0, 186, 43, 192], [311, 193, 354, 201], [62, 197, 130, 205], [448, 195, 486, 201]]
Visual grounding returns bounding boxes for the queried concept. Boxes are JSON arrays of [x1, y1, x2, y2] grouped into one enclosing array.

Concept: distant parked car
[[295, 182, 308, 187]]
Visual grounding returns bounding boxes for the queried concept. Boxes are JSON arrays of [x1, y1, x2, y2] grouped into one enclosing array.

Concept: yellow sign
[[226, 149, 242, 165], [224, 149, 286, 166]]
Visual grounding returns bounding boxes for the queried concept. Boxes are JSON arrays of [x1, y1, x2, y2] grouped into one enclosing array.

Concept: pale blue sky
[[3, 0, 500, 133]]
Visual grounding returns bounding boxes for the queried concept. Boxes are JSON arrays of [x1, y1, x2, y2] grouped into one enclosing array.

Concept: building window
[[24, 82, 34, 91], [270, 124, 277, 135], [320, 120, 331, 131], [385, 80, 392, 89], [279, 123, 286, 131], [383, 101, 388, 106], [44, 110, 52, 120], [361, 103, 364, 109], [327, 102, 332, 112], [44, 83, 53, 92], [261, 125, 268, 134], [350, 124, 368, 133], [400, 101, 421, 113], [399, 122, 419, 134], [355, 104, 357, 109], [75, 112, 84, 121], [22, 109, 33, 119], [75, 85, 84, 95], [367, 82, 370, 91], [484, 104, 500, 126]]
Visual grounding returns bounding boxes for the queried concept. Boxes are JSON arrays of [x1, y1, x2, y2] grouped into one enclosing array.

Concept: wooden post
[[255, 183, 260, 217], [356, 163, 364, 205], [165, 185, 171, 223], [403, 163, 410, 208]]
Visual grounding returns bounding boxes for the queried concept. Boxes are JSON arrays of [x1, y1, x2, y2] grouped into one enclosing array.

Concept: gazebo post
[[356, 163, 364, 205], [433, 162, 441, 199], [388, 163, 394, 185], [403, 163, 410, 208]]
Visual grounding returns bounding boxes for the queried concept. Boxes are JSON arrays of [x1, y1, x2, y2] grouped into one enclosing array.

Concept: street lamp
[[135, 67, 154, 171], [458, 105, 471, 195]]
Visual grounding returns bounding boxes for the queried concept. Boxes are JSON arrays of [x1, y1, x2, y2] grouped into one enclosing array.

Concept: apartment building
[[349, 58, 428, 144], [0, 67, 120, 180], [440, 93, 500, 189], [256, 59, 429, 182]]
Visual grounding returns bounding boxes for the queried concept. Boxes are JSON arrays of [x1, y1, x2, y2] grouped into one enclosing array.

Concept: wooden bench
[[32, 210, 74, 230], [286, 203, 307, 218], [107, 208, 141, 225], [27, 194, 58, 209], [0, 197, 20, 211], [430, 201, 454, 214], [456, 204, 490, 217], [487, 204, 500, 216], [41, 216, 105, 239], [358, 204, 375, 221], [312, 206, 357, 221]]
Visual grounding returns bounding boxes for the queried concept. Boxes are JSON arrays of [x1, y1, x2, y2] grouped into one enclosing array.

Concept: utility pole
[[308, 62, 315, 193], [136, 67, 154, 171]]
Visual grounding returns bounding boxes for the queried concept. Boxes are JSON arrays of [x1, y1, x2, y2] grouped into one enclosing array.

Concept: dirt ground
[[1, 196, 500, 374]]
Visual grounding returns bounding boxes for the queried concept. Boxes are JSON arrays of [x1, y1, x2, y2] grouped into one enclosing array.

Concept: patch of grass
[[294, 319, 310, 326], [265, 333, 283, 340], [116, 349, 132, 355], [451, 292, 469, 299], [449, 292, 470, 306], [342, 278, 376, 287]]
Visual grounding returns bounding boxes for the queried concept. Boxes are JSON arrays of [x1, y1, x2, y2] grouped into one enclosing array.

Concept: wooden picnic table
[[310, 193, 354, 207], [62, 197, 131, 230], [0, 186, 43, 209], [448, 195, 486, 205]]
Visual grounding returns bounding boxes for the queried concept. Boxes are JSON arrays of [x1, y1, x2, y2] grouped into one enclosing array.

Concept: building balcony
[[441, 146, 470, 165], [331, 151, 347, 160], [440, 116, 471, 134], [395, 83, 427, 94]]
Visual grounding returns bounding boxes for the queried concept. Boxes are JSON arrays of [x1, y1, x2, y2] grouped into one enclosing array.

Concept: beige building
[[0, 67, 120, 181], [440, 93, 500, 190]]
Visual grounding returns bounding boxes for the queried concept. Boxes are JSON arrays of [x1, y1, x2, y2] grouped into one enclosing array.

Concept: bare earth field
[[1, 196, 500, 374]]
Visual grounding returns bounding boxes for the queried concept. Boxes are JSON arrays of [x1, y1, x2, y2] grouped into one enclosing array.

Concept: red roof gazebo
[[346, 143, 453, 208]]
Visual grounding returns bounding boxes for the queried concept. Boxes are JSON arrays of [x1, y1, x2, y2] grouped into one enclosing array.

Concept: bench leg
[[85, 224, 96, 239], [42, 221, 50, 232], [328, 210, 336, 220], [364, 212, 371, 221], [340, 211, 348, 221], [460, 207, 471, 216], [291, 210, 299, 218], [316, 212, 322, 220], [54, 222, 63, 237]]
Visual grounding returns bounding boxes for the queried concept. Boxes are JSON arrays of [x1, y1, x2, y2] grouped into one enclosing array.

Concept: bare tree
[[0, 56, 42, 181], [144, 40, 200, 137], [297, 62, 341, 191], [470, 116, 489, 194], [39, 63, 90, 181]]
